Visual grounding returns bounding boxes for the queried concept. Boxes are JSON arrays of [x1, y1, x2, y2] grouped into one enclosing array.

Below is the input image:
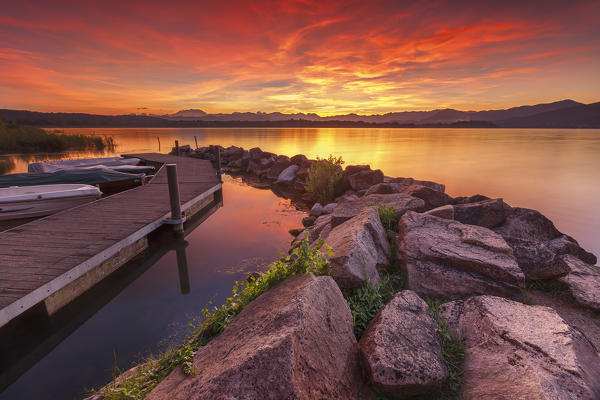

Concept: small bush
[[343, 273, 405, 339], [305, 155, 344, 205], [97, 235, 331, 400]]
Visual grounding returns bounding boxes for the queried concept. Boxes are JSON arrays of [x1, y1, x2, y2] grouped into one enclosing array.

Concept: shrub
[[305, 155, 344, 205], [97, 235, 331, 400]]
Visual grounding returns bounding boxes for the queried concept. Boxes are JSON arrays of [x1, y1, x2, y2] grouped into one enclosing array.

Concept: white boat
[[0, 184, 102, 221], [28, 157, 141, 173]]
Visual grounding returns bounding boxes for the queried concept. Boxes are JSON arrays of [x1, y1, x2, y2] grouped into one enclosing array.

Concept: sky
[[0, 0, 599, 116]]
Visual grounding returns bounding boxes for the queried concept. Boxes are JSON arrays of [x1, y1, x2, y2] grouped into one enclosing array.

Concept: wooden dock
[[0, 154, 221, 328]]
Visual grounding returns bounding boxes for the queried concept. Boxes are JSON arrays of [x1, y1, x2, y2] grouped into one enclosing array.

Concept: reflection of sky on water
[[0, 175, 304, 400]]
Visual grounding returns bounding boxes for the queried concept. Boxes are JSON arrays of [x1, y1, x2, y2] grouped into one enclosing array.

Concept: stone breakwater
[[139, 144, 600, 399]]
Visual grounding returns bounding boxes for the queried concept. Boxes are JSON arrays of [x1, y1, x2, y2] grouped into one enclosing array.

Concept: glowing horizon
[[1, 1, 599, 116]]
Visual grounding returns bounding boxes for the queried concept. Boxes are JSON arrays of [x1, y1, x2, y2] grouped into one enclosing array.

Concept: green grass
[[96, 236, 331, 400], [305, 154, 344, 205], [0, 117, 114, 153], [377, 203, 397, 232], [343, 273, 406, 339], [425, 299, 466, 400]]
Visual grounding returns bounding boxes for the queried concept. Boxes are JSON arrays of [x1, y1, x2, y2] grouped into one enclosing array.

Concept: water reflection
[[0, 176, 304, 400]]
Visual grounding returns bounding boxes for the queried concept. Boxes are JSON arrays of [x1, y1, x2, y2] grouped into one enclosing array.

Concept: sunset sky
[[1, 0, 599, 115]]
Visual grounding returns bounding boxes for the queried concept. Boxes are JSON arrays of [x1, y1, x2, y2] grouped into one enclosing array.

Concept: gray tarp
[[0, 168, 144, 188]]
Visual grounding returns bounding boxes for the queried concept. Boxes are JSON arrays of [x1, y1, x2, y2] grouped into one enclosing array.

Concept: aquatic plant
[[97, 235, 331, 400], [0, 117, 115, 153], [305, 154, 344, 205]]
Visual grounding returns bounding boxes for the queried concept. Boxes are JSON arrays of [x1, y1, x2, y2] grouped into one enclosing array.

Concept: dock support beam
[[175, 140, 180, 156], [216, 147, 222, 182], [166, 164, 184, 235]]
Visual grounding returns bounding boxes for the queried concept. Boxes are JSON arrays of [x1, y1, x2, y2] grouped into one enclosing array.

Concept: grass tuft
[[343, 273, 405, 339]]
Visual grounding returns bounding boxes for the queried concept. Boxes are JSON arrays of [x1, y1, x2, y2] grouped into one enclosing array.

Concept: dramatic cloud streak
[[1, 0, 599, 114]]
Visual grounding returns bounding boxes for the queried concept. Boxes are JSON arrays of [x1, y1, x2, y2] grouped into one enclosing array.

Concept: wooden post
[[157, 136, 161, 152], [175, 238, 190, 294], [166, 164, 184, 235], [215, 147, 222, 182], [175, 140, 180, 156], [194, 136, 198, 149]]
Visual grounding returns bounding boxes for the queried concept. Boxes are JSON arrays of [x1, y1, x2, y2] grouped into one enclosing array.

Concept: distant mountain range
[[1, 100, 599, 128]]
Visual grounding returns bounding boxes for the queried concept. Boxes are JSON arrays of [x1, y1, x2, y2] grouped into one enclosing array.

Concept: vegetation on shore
[[97, 236, 331, 400], [0, 117, 114, 153], [305, 154, 344, 204]]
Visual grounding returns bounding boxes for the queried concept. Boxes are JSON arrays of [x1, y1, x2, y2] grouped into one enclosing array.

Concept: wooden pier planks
[[0, 154, 221, 327]]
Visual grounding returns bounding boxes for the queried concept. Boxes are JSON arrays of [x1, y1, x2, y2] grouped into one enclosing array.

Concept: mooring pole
[[157, 136, 161, 152], [166, 164, 184, 235], [215, 147, 222, 182], [175, 238, 190, 294], [194, 135, 198, 149], [175, 140, 180, 156]]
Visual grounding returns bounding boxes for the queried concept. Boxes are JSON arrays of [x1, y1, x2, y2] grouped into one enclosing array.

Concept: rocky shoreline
[[96, 144, 600, 399]]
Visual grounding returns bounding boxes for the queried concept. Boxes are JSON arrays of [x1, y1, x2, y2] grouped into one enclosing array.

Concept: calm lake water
[[1, 127, 599, 399]]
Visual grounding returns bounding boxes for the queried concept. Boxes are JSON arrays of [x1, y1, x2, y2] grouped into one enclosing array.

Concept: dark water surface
[[1, 127, 599, 399], [0, 175, 304, 399]]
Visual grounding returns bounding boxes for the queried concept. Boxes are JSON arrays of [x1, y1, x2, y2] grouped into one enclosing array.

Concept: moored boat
[[0, 167, 145, 193], [0, 184, 102, 221], [28, 156, 141, 173]]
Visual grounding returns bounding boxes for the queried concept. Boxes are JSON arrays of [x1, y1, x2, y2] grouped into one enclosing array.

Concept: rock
[[336, 191, 359, 203], [453, 198, 508, 228], [389, 177, 445, 193], [345, 164, 371, 175], [397, 211, 525, 299], [424, 204, 454, 219], [438, 296, 600, 399], [325, 207, 390, 290], [310, 202, 325, 217], [359, 290, 448, 398], [503, 237, 570, 280], [276, 164, 299, 183], [290, 154, 308, 165], [451, 194, 490, 204], [493, 207, 595, 279], [347, 169, 384, 191], [147, 274, 371, 400], [548, 235, 598, 265], [322, 202, 337, 214], [170, 144, 191, 154], [398, 184, 452, 211], [265, 156, 291, 181], [558, 254, 600, 311], [292, 215, 332, 247], [222, 145, 244, 159], [331, 193, 424, 228], [302, 216, 316, 227], [288, 228, 304, 237], [364, 183, 398, 196]]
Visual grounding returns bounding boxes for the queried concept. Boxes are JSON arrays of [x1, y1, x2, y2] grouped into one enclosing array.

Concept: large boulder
[[364, 182, 398, 196], [558, 254, 600, 311], [438, 296, 600, 399], [147, 274, 371, 400], [360, 290, 448, 398], [397, 184, 452, 211], [397, 211, 525, 299], [347, 169, 384, 191], [292, 215, 332, 248], [325, 207, 390, 290], [331, 193, 424, 228], [493, 207, 596, 279], [451, 194, 490, 204], [453, 198, 508, 228], [265, 155, 291, 181]]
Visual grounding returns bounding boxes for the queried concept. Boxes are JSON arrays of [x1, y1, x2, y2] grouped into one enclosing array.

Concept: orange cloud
[[0, 0, 598, 114]]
